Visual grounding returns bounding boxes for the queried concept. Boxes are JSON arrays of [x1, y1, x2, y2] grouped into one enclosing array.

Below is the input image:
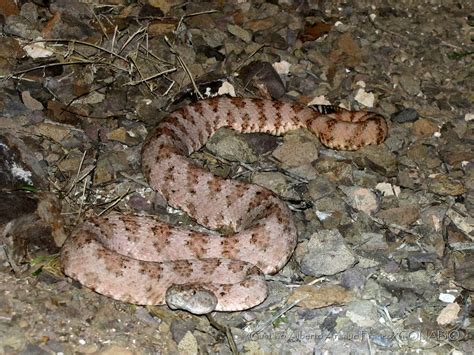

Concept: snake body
[[61, 97, 387, 314]]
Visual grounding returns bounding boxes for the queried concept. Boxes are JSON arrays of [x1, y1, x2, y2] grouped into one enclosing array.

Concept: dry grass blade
[[98, 187, 132, 216], [65, 149, 89, 196], [206, 314, 238, 355], [250, 296, 307, 335]]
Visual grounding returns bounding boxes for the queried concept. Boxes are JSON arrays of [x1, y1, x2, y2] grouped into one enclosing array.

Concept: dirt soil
[[0, 1, 473, 354]]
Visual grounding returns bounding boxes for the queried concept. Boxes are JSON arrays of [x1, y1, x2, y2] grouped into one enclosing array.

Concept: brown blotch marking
[[181, 105, 197, 126], [292, 103, 306, 114], [226, 109, 235, 127], [225, 184, 248, 209], [289, 105, 303, 126], [354, 120, 369, 146], [201, 258, 222, 274], [208, 97, 220, 113], [272, 101, 284, 132], [193, 100, 204, 116], [122, 215, 141, 232], [138, 261, 163, 277], [171, 112, 198, 148], [228, 260, 246, 273], [143, 164, 152, 179], [172, 260, 194, 278], [151, 224, 172, 238], [250, 228, 270, 250], [97, 247, 128, 275], [205, 120, 214, 137], [246, 189, 271, 212], [230, 97, 247, 109], [187, 232, 209, 258], [197, 129, 204, 146], [179, 106, 201, 148], [186, 201, 197, 217], [273, 116, 282, 134], [326, 118, 338, 130], [220, 237, 239, 258], [186, 165, 200, 186], [158, 145, 180, 161], [207, 178, 223, 194], [219, 284, 233, 296], [241, 279, 254, 288], [251, 98, 267, 131], [241, 113, 250, 132], [163, 164, 175, 182], [152, 127, 181, 143]]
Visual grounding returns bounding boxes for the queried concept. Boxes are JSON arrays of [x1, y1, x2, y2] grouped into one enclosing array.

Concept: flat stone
[[377, 205, 420, 227], [346, 300, 379, 327], [252, 172, 298, 199], [273, 131, 319, 167], [412, 118, 439, 137], [428, 175, 466, 196], [206, 128, 257, 163], [227, 24, 252, 43], [340, 186, 380, 214], [399, 73, 421, 96], [391, 108, 419, 123], [296, 229, 357, 277]]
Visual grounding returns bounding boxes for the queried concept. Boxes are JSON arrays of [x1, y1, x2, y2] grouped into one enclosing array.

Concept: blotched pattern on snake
[[61, 97, 387, 314]]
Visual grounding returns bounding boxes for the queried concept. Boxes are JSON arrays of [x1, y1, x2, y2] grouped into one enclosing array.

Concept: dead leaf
[[21, 91, 43, 111], [0, 0, 19, 17], [330, 33, 362, 67], [288, 284, 355, 309], [300, 22, 332, 42]]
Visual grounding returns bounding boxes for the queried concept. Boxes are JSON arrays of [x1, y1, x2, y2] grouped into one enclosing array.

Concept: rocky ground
[[0, 0, 473, 354]]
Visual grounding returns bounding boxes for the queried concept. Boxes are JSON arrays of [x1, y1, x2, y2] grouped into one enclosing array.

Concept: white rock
[[307, 95, 331, 106], [23, 40, 54, 58], [340, 186, 379, 214], [436, 303, 460, 325], [354, 88, 375, 108], [438, 293, 456, 303], [375, 182, 401, 197], [217, 81, 236, 97], [464, 113, 474, 121], [273, 60, 291, 75]]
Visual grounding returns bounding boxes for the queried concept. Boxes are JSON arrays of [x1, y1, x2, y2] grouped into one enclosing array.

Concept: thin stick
[[66, 149, 88, 196], [206, 314, 238, 355], [124, 66, 177, 86], [75, 175, 90, 224], [98, 187, 132, 216], [31, 38, 129, 62], [127, 55, 154, 94], [0, 60, 100, 78], [175, 9, 219, 34], [251, 297, 306, 335], [118, 26, 147, 55], [111, 25, 118, 55], [233, 44, 266, 73], [164, 36, 203, 99]]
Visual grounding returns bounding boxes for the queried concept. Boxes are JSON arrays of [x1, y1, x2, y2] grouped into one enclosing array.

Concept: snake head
[[165, 284, 218, 315]]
